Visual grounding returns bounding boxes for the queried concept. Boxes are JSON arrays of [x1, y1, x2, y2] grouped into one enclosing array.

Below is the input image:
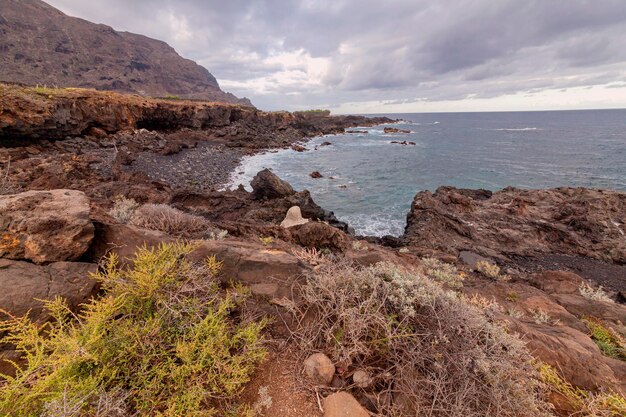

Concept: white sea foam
[[491, 127, 539, 131]]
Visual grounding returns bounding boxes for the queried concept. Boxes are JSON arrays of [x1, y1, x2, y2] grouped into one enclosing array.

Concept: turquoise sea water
[[227, 109, 626, 236]]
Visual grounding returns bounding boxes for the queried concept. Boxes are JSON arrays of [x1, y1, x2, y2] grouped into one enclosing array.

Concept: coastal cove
[[228, 109, 626, 236]]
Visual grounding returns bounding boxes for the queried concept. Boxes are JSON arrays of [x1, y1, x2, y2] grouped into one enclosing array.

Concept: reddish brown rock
[[0, 259, 97, 321], [90, 222, 173, 264], [403, 187, 626, 264], [189, 239, 307, 299], [291, 222, 351, 252], [0, 189, 93, 264], [303, 353, 335, 385], [323, 392, 369, 417], [250, 169, 296, 200], [309, 171, 323, 179]]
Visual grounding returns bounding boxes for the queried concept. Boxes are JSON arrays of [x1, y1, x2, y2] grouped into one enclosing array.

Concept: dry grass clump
[[421, 257, 464, 289], [578, 282, 613, 303], [475, 260, 511, 281], [130, 203, 214, 238], [0, 157, 19, 195], [108, 195, 140, 223], [295, 262, 550, 417], [291, 247, 328, 266], [0, 243, 267, 417]]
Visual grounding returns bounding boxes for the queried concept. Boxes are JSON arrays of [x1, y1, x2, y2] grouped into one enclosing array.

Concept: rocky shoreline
[[1, 85, 625, 416]]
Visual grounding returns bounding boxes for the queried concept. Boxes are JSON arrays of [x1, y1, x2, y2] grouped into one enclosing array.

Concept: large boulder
[[90, 222, 173, 265], [403, 187, 626, 263], [250, 169, 295, 200], [0, 259, 97, 321], [189, 239, 307, 299], [0, 189, 94, 264], [291, 222, 351, 252]]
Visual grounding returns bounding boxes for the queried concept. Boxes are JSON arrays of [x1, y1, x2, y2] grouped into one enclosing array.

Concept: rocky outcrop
[[251, 169, 295, 200], [290, 222, 351, 252], [0, 189, 94, 264], [384, 127, 411, 134], [0, 0, 249, 105], [0, 259, 96, 321], [0, 83, 392, 145], [403, 186, 626, 263]]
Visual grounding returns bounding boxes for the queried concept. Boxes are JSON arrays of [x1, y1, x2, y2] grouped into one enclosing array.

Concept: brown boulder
[[528, 270, 585, 295], [0, 189, 94, 264], [291, 222, 351, 252], [403, 187, 626, 264], [310, 171, 323, 179], [189, 239, 306, 299], [90, 222, 173, 264], [323, 392, 369, 417], [0, 259, 97, 321], [250, 169, 295, 200], [304, 353, 335, 385]]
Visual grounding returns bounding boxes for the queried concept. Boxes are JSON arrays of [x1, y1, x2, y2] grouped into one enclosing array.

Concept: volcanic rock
[[403, 186, 626, 263], [0, 189, 94, 263], [0, 259, 97, 321], [303, 353, 335, 385], [309, 171, 323, 178], [251, 169, 296, 200], [323, 392, 370, 417], [384, 127, 411, 134], [290, 221, 351, 252]]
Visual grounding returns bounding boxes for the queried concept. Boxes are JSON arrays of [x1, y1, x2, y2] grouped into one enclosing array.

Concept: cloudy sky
[[46, 0, 626, 113]]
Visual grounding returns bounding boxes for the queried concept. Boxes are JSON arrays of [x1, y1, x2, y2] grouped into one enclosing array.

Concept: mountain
[[0, 0, 252, 105]]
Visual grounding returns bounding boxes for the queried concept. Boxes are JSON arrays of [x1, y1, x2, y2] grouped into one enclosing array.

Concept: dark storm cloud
[[45, 0, 626, 110]]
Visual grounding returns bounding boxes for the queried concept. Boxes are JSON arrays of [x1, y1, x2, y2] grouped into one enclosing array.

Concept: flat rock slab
[[0, 189, 93, 264], [0, 259, 97, 321], [189, 239, 307, 299]]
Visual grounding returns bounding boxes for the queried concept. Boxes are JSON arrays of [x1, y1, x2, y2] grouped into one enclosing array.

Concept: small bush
[[296, 262, 550, 416], [507, 308, 525, 319], [539, 363, 626, 415], [531, 309, 552, 325], [579, 282, 613, 303], [475, 260, 509, 281], [0, 157, 19, 195], [506, 291, 519, 302], [108, 195, 139, 223], [131, 203, 210, 238], [582, 317, 626, 361], [421, 257, 464, 289], [291, 247, 328, 266], [0, 243, 267, 417], [259, 236, 273, 246]]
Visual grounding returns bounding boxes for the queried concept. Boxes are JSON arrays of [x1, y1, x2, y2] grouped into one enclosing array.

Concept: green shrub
[[0, 243, 267, 417], [582, 317, 626, 361]]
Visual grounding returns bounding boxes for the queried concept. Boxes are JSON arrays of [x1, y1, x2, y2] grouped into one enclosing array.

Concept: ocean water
[[227, 109, 626, 237]]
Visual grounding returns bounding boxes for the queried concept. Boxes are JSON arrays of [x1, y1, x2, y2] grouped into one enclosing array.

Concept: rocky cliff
[[0, 0, 251, 105]]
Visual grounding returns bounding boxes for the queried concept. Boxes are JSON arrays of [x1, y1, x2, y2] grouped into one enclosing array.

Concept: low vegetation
[[108, 195, 140, 223], [582, 317, 626, 361], [475, 260, 510, 281], [421, 257, 464, 288], [293, 109, 331, 117], [539, 363, 626, 415], [108, 198, 227, 240], [578, 282, 613, 303], [295, 262, 550, 416], [0, 243, 267, 417], [0, 157, 19, 195]]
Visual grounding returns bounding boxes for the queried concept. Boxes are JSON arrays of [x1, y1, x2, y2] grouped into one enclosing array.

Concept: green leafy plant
[[0, 243, 267, 417], [582, 317, 626, 361]]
